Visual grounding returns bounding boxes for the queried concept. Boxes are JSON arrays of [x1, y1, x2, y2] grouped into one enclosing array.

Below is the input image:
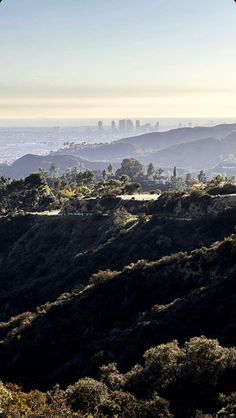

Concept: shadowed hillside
[[0, 204, 235, 321], [0, 234, 235, 391]]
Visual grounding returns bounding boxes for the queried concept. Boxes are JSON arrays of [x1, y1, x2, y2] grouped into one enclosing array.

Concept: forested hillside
[[0, 232, 235, 389], [0, 204, 235, 320], [0, 230, 235, 417], [0, 185, 234, 418]]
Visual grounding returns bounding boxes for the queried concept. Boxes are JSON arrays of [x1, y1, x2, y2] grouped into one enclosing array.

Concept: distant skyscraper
[[126, 119, 134, 133], [119, 119, 126, 134], [111, 120, 116, 130], [154, 122, 159, 131], [136, 120, 140, 131], [142, 123, 152, 133], [98, 121, 103, 130]]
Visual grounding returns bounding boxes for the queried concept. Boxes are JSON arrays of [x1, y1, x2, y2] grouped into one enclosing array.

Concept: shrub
[[208, 183, 236, 196], [138, 396, 174, 418], [89, 270, 119, 286], [0, 382, 12, 414], [99, 390, 139, 418], [100, 363, 125, 390], [218, 392, 236, 416], [189, 189, 207, 198], [66, 378, 108, 413], [125, 340, 183, 397]]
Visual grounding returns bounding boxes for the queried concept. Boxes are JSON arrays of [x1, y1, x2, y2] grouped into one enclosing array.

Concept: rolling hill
[[119, 123, 236, 150], [0, 231, 235, 391], [0, 154, 109, 178], [2, 123, 236, 178]]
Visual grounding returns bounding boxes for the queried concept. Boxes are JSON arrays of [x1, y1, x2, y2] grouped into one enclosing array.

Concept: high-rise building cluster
[[98, 120, 159, 136], [118, 119, 142, 134]]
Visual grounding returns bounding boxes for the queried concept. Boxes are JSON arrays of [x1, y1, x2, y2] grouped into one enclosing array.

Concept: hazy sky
[[0, 0, 236, 120]]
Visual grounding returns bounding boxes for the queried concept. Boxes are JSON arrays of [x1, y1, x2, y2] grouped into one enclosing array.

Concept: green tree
[[120, 174, 131, 184], [116, 159, 143, 181], [209, 175, 224, 188], [170, 176, 184, 191], [153, 167, 164, 182], [107, 163, 113, 175], [185, 173, 197, 190], [49, 163, 59, 177], [102, 169, 107, 180], [124, 182, 141, 194], [24, 173, 46, 190], [147, 163, 155, 179], [24, 173, 51, 210], [198, 170, 207, 184]]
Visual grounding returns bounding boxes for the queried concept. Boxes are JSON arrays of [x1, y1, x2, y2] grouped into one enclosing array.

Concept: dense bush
[[0, 337, 236, 417], [207, 182, 236, 196], [89, 270, 119, 286], [66, 378, 108, 413]]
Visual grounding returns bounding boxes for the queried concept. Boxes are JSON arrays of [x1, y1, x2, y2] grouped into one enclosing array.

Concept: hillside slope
[[2, 124, 236, 177], [0, 154, 109, 178], [142, 134, 236, 168], [57, 123, 236, 168], [119, 123, 236, 149], [0, 206, 235, 321], [0, 234, 235, 390]]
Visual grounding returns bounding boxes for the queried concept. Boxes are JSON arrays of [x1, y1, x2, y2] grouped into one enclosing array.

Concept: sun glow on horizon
[[1, 0, 236, 120], [1, 91, 236, 120]]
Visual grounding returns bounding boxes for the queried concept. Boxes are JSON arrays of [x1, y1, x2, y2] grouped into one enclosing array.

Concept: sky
[[0, 0, 236, 121]]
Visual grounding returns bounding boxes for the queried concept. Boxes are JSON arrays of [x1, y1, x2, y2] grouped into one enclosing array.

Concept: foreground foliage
[[1, 337, 236, 417]]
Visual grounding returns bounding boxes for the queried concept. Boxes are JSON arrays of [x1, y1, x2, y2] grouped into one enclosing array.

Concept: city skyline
[[0, 1, 236, 120]]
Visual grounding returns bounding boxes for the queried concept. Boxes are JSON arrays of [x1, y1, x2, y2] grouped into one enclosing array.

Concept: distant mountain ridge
[[1, 123, 236, 177], [142, 132, 236, 169], [51, 123, 236, 170], [0, 153, 109, 178], [119, 123, 236, 150]]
